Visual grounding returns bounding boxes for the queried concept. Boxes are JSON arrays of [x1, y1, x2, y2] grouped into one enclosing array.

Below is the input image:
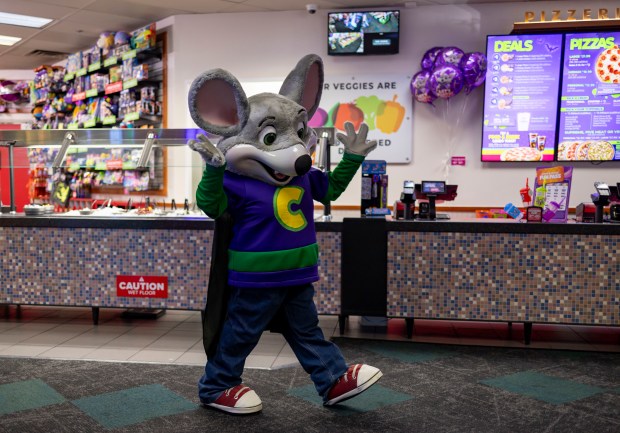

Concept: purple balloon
[[410, 70, 436, 104], [429, 65, 464, 99], [460, 52, 487, 89], [420, 46, 443, 71], [435, 46, 465, 68], [0, 80, 20, 102]]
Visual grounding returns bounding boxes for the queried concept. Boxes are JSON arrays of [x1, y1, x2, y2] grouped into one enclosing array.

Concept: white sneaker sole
[[204, 401, 263, 415], [324, 370, 383, 406]]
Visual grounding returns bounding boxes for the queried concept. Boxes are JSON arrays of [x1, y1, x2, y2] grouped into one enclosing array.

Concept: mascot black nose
[[295, 154, 312, 176]]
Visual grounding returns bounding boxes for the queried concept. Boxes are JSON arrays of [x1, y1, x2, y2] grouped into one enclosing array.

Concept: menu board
[[482, 34, 563, 162], [557, 32, 620, 161]]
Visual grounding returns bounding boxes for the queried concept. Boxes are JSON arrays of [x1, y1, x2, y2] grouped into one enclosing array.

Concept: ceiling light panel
[[0, 12, 53, 28], [0, 34, 22, 45]]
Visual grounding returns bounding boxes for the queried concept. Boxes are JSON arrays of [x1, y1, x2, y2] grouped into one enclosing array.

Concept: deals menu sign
[[482, 34, 563, 162], [557, 32, 620, 161]]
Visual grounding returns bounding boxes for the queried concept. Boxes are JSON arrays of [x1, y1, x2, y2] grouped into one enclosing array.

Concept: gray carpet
[[0, 338, 619, 433]]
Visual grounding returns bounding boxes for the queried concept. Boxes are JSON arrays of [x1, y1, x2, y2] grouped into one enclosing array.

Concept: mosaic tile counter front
[[0, 227, 341, 315], [387, 232, 619, 325]]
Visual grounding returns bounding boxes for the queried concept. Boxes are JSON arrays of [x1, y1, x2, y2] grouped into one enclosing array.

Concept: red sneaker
[[204, 384, 262, 415], [324, 364, 383, 406]]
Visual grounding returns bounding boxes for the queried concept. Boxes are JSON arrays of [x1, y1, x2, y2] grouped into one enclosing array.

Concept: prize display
[[557, 32, 620, 161], [26, 144, 164, 205], [30, 23, 162, 130], [482, 34, 563, 162]]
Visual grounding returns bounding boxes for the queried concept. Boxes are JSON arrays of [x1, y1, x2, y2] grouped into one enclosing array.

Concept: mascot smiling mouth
[[258, 162, 291, 182]]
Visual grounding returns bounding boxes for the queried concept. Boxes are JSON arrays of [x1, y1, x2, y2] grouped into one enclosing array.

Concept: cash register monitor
[[420, 181, 443, 220], [415, 182, 455, 220], [421, 181, 446, 195]]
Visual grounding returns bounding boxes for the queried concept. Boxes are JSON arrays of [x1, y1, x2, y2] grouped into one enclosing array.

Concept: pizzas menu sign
[[557, 32, 620, 162], [482, 34, 563, 162], [482, 31, 620, 162]]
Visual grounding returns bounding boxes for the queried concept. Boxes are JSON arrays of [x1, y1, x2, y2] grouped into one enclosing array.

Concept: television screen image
[[557, 32, 620, 162], [481, 33, 563, 162], [328, 11, 399, 56], [329, 32, 364, 54]]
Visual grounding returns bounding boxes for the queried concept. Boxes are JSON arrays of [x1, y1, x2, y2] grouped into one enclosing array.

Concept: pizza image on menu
[[557, 141, 580, 160], [587, 140, 616, 160], [557, 140, 615, 160], [574, 142, 590, 160], [595, 45, 620, 83], [500, 147, 542, 161]]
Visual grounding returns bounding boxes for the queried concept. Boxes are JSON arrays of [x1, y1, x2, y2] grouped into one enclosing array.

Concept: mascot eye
[[259, 126, 277, 146], [297, 121, 306, 139]]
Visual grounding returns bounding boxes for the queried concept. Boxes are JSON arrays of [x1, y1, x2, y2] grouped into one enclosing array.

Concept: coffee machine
[[591, 182, 611, 223]]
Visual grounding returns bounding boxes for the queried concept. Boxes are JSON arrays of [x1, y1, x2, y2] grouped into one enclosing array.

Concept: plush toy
[[96, 32, 115, 59], [188, 54, 382, 415]]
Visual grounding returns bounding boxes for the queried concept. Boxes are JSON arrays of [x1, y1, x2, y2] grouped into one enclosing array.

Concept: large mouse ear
[[188, 69, 249, 137], [279, 54, 324, 119]]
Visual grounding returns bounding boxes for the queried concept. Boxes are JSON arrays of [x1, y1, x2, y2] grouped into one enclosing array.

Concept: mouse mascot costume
[[188, 54, 382, 415]]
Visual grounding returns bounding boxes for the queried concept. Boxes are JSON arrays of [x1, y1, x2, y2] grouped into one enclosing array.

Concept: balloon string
[[443, 99, 451, 183], [446, 94, 472, 183], [452, 95, 469, 156]]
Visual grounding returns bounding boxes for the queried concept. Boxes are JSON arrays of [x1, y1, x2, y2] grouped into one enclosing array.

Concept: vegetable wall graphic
[[309, 75, 412, 163]]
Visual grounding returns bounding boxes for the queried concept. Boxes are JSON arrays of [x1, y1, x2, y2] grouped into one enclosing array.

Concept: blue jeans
[[198, 284, 348, 403]]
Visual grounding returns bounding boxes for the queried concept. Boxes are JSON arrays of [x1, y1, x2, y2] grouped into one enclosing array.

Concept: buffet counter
[[335, 216, 620, 342], [1, 215, 618, 343], [0, 215, 343, 323], [384, 219, 620, 342]]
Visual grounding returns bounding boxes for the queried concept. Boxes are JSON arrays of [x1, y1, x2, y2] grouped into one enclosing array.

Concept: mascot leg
[[280, 284, 349, 396], [198, 286, 286, 414], [281, 284, 382, 405]]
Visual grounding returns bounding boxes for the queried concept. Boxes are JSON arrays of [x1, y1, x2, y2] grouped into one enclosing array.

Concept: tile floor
[[0, 305, 618, 369]]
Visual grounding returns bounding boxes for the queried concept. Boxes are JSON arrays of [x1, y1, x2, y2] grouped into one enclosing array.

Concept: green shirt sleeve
[[196, 164, 228, 219], [320, 152, 365, 205]]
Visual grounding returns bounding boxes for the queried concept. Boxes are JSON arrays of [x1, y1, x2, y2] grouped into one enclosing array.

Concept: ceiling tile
[[63, 10, 153, 33], [0, 24, 39, 39], [27, 0, 90, 7], [245, 0, 332, 12], [30, 30, 97, 48], [85, 0, 188, 20], [120, 0, 236, 14]]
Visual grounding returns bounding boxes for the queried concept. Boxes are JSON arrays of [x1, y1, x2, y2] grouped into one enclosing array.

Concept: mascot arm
[[196, 164, 228, 219], [321, 152, 365, 204]]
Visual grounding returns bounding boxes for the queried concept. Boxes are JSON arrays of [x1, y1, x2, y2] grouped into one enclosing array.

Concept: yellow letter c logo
[[274, 186, 307, 232]]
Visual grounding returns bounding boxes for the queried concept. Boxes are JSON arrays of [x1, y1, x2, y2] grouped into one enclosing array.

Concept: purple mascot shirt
[[223, 168, 329, 288]]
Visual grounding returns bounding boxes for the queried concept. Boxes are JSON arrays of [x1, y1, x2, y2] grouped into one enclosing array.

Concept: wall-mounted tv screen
[[328, 11, 399, 56], [481, 33, 563, 162], [557, 32, 620, 162]]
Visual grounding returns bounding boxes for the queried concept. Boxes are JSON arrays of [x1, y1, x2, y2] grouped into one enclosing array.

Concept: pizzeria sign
[[116, 275, 168, 298]]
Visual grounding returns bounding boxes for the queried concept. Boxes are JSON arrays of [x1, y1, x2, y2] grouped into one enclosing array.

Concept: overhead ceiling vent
[[26, 49, 69, 57]]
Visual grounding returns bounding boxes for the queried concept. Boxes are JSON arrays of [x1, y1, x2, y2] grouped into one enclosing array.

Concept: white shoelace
[[226, 386, 249, 400], [338, 365, 361, 384]]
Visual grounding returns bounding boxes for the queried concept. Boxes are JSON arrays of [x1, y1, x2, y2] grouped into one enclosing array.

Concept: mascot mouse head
[[188, 54, 323, 186]]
